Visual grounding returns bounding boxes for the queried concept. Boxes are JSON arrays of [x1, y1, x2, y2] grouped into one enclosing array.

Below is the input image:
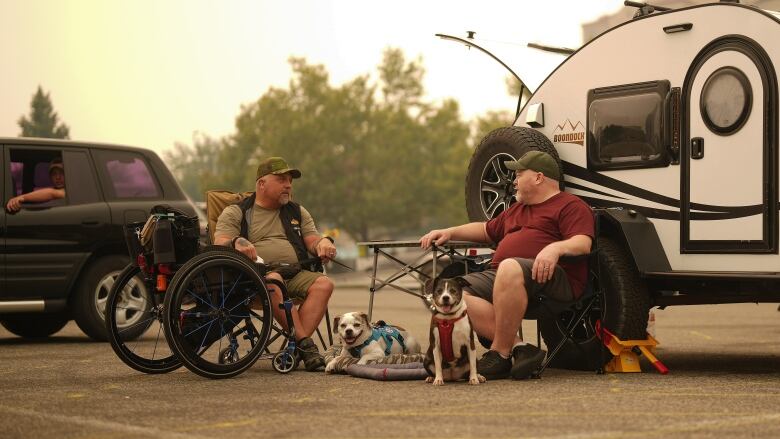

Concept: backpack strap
[[238, 195, 320, 272]]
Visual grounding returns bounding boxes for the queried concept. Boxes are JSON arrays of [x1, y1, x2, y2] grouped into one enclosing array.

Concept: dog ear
[[424, 278, 437, 294], [333, 315, 341, 330], [359, 312, 370, 327]]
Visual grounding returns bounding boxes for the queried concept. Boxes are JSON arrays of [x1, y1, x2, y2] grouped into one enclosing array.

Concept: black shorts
[[460, 258, 574, 304]]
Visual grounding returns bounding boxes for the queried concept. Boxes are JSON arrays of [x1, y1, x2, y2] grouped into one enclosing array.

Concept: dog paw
[[478, 374, 486, 383], [325, 361, 337, 374], [425, 376, 434, 383], [432, 378, 444, 386], [469, 377, 481, 385]]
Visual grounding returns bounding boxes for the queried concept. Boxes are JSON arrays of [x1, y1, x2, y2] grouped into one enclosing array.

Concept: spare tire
[[465, 126, 562, 222], [538, 236, 650, 370]]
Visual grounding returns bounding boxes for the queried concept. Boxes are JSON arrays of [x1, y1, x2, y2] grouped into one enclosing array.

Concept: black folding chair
[[524, 212, 604, 377]]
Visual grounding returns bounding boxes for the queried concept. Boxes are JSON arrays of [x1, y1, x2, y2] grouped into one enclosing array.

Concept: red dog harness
[[432, 311, 468, 362]]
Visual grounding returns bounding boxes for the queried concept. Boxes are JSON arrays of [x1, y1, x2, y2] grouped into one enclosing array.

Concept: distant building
[[582, 0, 780, 43]]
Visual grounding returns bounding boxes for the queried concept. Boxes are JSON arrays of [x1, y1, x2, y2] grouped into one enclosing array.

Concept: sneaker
[[510, 344, 546, 380], [297, 337, 325, 372], [476, 350, 512, 380]]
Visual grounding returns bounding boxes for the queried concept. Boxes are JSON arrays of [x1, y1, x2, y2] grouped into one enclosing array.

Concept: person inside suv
[[6, 158, 66, 213]]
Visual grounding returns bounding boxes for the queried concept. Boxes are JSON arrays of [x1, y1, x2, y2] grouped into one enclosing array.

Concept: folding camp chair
[[524, 211, 605, 377]]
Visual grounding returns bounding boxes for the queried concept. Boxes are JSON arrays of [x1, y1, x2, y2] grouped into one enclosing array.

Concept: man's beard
[[279, 194, 290, 205]]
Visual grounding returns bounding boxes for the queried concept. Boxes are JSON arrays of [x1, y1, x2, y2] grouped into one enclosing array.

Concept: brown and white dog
[[424, 277, 485, 385], [325, 311, 420, 373]]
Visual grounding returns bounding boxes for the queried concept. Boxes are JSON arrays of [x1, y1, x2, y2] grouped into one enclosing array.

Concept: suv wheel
[[1, 312, 69, 338], [72, 255, 131, 341]]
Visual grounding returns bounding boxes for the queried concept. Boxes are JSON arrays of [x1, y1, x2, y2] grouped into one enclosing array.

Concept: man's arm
[[304, 234, 336, 261], [6, 188, 65, 212], [532, 234, 592, 283], [419, 222, 492, 249]]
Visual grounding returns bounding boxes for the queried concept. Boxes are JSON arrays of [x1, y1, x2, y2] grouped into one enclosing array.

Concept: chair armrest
[[558, 248, 600, 263]]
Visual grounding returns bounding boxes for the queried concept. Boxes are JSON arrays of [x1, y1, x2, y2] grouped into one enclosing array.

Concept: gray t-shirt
[[215, 203, 319, 265]]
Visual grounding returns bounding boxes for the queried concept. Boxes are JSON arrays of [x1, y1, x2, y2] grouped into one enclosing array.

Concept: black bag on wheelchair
[[137, 205, 200, 265]]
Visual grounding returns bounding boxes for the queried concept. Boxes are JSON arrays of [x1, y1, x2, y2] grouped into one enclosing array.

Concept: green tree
[[18, 86, 70, 139], [165, 132, 225, 202], [171, 48, 471, 240]]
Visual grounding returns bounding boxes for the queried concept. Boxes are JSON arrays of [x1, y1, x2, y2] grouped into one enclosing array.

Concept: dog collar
[[432, 310, 468, 363]]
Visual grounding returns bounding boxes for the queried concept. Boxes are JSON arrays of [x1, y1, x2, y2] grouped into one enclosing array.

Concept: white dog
[[424, 277, 485, 385], [325, 312, 420, 373]]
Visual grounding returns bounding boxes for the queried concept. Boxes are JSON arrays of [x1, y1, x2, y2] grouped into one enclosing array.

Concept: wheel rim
[[166, 256, 272, 378], [480, 152, 517, 219], [96, 270, 150, 328]]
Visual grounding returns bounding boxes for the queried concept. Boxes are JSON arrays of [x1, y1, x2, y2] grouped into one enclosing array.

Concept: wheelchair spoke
[[221, 271, 243, 307], [117, 315, 157, 335]]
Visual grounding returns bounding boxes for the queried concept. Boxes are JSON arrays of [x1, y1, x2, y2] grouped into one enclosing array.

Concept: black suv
[[1, 137, 196, 340]]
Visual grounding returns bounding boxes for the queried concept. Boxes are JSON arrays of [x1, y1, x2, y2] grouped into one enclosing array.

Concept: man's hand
[[532, 243, 561, 283], [6, 195, 24, 213], [419, 229, 452, 249], [233, 237, 258, 261], [316, 237, 337, 262]]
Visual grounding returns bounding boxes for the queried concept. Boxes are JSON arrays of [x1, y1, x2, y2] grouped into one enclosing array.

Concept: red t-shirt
[[485, 192, 594, 297]]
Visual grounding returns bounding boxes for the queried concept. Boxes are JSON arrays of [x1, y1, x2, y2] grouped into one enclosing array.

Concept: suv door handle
[[81, 218, 101, 226]]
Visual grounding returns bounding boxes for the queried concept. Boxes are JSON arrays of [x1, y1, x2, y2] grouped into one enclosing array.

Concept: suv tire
[[1, 312, 69, 338], [72, 255, 130, 341], [539, 236, 651, 370], [466, 126, 562, 221]]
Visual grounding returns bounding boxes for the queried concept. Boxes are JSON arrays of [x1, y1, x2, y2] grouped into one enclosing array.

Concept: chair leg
[[313, 308, 333, 350], [533, 297, 598, 377]]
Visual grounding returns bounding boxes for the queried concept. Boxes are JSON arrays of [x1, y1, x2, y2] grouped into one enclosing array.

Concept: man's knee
[[308, 276, 334, 298], [495, 258, 525, 284]]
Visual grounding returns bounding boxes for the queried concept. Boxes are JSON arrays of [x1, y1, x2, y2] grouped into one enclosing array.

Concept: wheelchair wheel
[[272, 351, 296, 374], [163, 249, 272, 379], [106, 264, 181, 374]]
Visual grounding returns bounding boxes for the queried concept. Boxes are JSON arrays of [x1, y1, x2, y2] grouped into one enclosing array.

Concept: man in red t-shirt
[[420, 150, 594, 380]]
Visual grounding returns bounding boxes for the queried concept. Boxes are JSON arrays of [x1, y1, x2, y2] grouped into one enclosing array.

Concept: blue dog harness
[[348, 324, 406, 358]]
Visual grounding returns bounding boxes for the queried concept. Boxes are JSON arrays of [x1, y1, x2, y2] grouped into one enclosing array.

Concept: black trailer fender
[[597, 209, 671, 274]]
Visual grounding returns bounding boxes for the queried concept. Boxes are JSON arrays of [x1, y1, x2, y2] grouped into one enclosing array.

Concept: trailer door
[[682, 37, 777, 253]]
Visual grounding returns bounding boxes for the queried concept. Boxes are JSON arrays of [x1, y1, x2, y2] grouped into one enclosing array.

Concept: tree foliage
[[170, 48, 471, 240], [18, 86, 70, 139]]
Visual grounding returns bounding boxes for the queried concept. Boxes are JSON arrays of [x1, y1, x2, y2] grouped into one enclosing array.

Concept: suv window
[[8, 148, 68, 208], [93, 150, 161, 199], [587, 80, 671, 171]]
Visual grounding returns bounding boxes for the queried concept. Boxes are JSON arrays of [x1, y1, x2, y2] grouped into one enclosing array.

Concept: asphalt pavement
[[1, 271, 779, 438]]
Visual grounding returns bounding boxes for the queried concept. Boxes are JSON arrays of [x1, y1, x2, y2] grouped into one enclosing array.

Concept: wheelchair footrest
[[598, 324, 669, 374]]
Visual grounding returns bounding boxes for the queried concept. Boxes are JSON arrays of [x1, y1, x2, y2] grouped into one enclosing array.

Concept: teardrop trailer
[[441, 1, 780, 368]]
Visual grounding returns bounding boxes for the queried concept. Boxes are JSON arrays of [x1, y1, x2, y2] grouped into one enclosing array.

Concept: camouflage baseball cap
[[504, 151, 560, 180], [256, 157, 301, 180]]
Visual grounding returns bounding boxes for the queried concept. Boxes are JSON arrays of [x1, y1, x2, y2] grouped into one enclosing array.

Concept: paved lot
[[1, 274, 779, 438]]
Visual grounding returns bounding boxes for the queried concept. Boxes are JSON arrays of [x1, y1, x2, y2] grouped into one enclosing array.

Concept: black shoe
[[476, 350, 511, 380], [510, 344, 546, 380], [297, 337, 325, 372]]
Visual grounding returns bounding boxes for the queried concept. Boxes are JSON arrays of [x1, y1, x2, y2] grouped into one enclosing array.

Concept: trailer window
[[700, 67, 751, 135], [587, 80, 670, 171]]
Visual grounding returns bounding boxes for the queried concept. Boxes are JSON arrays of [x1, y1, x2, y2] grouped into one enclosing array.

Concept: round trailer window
[[700, 67, 752, 135]]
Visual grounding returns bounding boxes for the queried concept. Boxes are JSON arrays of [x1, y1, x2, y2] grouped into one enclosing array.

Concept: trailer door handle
[[691, 137, 704, 159]]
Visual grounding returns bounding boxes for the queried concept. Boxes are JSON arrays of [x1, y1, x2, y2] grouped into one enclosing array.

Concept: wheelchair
[[106, 202, 332, 379]]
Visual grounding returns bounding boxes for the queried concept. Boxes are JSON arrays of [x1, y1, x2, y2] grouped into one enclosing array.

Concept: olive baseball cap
[[256, 157, 301, 180], [504, 151, 561, 180]]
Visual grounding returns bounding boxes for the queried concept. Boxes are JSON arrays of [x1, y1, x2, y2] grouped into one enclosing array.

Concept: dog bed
[[345, 362, 429, 381], [324, 346, 428, 380]]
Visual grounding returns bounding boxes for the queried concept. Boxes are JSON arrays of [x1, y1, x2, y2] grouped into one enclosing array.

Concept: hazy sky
[[0, 0, 625, 156]]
